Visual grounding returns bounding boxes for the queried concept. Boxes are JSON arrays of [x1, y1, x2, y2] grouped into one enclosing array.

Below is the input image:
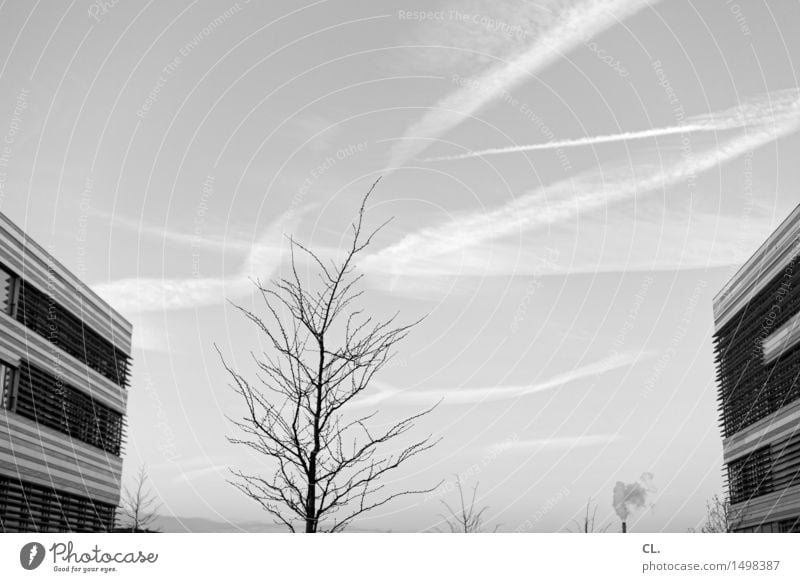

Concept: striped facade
[[713, 204, 800, 532], [0, 212, 132, 532]]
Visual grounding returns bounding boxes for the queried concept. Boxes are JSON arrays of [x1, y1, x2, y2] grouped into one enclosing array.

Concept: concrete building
[[0, 212, 132, 532], [713, 204, 800, 532]]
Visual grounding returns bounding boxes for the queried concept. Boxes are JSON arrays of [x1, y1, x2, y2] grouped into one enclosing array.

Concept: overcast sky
[[1, 0, 799, 532]]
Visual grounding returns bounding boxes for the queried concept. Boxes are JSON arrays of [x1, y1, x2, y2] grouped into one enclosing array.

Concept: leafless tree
[[691, 494, 740, 533], [436, 476, 498, 533], [218, 179, 440, 532], [117, 464, 160, 532], [566, 497, 610, 533]]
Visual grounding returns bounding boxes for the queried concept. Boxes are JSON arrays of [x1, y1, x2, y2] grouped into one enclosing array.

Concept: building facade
[[0, 212, 132, 532], [713, 204, 800, 532]]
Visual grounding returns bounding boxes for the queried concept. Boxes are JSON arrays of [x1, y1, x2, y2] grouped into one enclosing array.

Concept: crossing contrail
[[364, 106, 800, 278], [422, 88, 800, 162], [423, 124, 713, 161], [386, 0, 661, 169]]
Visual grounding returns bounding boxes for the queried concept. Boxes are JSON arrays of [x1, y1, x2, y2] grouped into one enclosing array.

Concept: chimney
[[622, 521, 627, 533]]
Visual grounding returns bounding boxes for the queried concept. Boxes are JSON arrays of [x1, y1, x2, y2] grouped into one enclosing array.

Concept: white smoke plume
[[612, 472, 656, 522]]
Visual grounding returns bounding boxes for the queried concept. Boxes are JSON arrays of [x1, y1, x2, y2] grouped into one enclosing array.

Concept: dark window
[[727, 446, 774, 505], [14, 360, 124, 455], [0, 262, 18, 316], [0, 476, 114, 533], [15, 280, 130, 388], [770, 431, 800, 493], [0, 359, 16, 411], [715, 253, 800, 437], [776, 517, 800, 533]]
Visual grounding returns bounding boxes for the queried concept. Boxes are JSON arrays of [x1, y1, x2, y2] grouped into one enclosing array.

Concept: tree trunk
[[305, 470, 316, 532]]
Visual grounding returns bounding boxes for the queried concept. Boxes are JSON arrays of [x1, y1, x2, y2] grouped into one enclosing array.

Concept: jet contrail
[[92, 208, 303, 314], [422, 88, 800, 162], [422, 123, 714, 161], [489, 434, 619, 453], [354, 351, 648, 408], [387, 0, 660, 169], [365, 109, 800, 275]]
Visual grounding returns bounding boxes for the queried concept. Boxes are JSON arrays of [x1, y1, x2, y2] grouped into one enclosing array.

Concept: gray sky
[[1, 0, 799, 532]]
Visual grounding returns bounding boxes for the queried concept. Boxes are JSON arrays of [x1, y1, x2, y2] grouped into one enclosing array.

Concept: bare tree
[[117, 464, 160, 532], [436, 476, 498, 533], [219, 179, 440, 533], [566, 497, 610, 533], [692, 494, 740, 533]]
